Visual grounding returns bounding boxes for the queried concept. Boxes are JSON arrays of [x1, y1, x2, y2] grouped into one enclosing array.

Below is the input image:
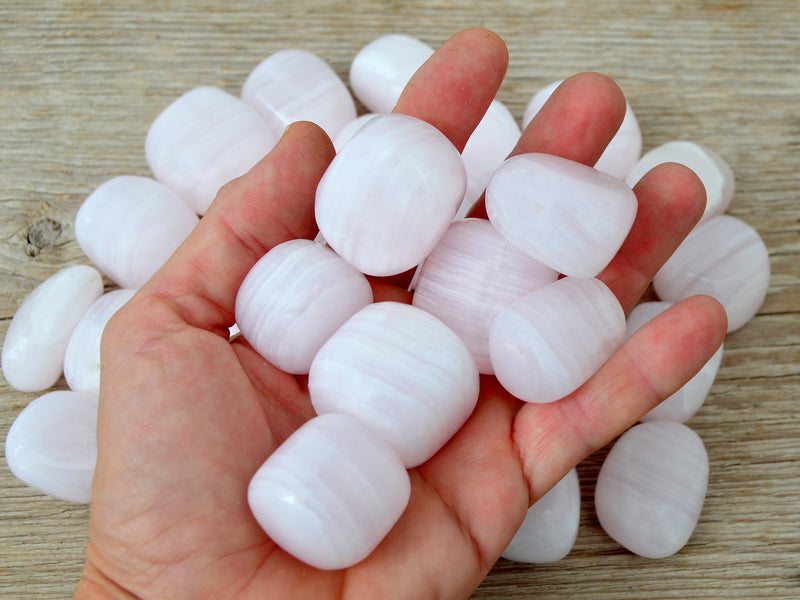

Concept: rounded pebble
[[75, 175, 199, 288], [5, 390, 99, 503], [489, 277, 626, 403], [315, 114, 467, 276], [234, 239, 373, 374], [486, 153, 637, 278], [595, 421, 709, 559], [2, 266, 104, 392], [248, 413, 410, 570], [653, 214, 770, 332], [309, 302, 479, 468]]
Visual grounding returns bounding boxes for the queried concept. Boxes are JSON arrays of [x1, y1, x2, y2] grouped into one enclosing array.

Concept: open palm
[[75, 29, 726, 600]]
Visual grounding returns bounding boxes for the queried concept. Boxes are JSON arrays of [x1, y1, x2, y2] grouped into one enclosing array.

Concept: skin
[[74, 28, 727, 600]]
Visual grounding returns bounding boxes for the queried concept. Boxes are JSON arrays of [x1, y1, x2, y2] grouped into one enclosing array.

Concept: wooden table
[[2, 1, 798, 598]]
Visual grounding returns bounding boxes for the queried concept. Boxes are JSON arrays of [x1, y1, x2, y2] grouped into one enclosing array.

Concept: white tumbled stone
[[349, 34, 433, 113], [626, 141, 734, 224], [595, 421, 709, 559], [309, 302, 479, 468], [458, 100, 521, 218], [626, 301, 723, 423], [5, 390, 98, 504], [315, 114, 467, 276], [489, 277, 626, 404], [523, 80, 642, 180], [242, 49, 357, 140], [653, 215, 770, 332], [145, 86, 277, 215], [63, 288, 136, 396], [486, 153, 637, 278], [502, 468, 580, 564], [234, 239, 373, 374], [248, 413, 410, 570], [412, 219, 557, 374], [2, 266, 104, 392], [75, 175, 199, 288], [333, 113, 379, 152]]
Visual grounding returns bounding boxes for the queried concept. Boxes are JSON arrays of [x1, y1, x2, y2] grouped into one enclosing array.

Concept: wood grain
[[1, 1, 798, 598]]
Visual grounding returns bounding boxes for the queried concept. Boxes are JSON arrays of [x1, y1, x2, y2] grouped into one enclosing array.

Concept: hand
[[74, 29, 726, 600]]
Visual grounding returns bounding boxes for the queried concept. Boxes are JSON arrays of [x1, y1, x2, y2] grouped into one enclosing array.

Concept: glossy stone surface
[[489, 277, 626, 403], [653, 215, 770, 332], [309, 302, 479, 467], [595, 421, 709, 559], [626, 301, 723, 422], [502, 468, 580, 563], [523, 80, 642, 180], [412, 219, 557, 373], [333, 113, 379, 152], [315, 114, 467, 276], [486, 153, 637, 278], [2, 266, 104, 392], [145, 86, 277, 214], [75, 175, 199, 288], [626, 141, 734, 224], [248, 413, 410, 570], [349, 34, 433, 113], [63, 288, 137, 396], [458, 100, 521, 218], [242, 49, 357, 140], [5, 390, 98, 504], [234, 239, 373, 374]]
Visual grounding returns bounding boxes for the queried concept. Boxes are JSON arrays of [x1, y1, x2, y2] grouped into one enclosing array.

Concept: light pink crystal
[[333, 113, 379, 152], [242, 49, 357, 140], [145, 86, 277, 214], [489, 277, 626, 403], [234, 239, 373, 374], [75, 175, 199, 288], [315, 114, 466, 276], [248, 413, 410, 570], [308, 302, 479, 468], [653, 215, 770, 332], [595, 421, 708, 559], [412, 219, 557, 374], [486, 153, 637, 278]]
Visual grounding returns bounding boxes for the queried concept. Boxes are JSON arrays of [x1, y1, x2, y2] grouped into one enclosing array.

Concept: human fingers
[[138, 121, 335, 334], [513, 294, 727, 502]]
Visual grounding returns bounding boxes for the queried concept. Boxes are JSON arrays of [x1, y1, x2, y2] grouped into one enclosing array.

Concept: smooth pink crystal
[[486, 153, 637, 278], [489, 277, 626, 403], [412, 219, 557, 373]]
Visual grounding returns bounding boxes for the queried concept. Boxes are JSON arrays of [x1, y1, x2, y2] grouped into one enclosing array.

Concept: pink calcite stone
[[2, 266, 103, 392], [412, 218, 557, 374], [333, 113, 379, 152], [145, 86, 277, 214], [63, 288, 137, 396], [486, 153, 637, 278], [248, 413, 410, 570], [242, 49, 357, 140], [523, 80, 642, 180], [75, 175, 199, 289], [5, 390, 98, 504], [489, 277, 626, 403], [502, 468, 580, 563], [595, 421, 709, 559], [349, 34, 433, 113], [653, 215, 770, 332], [315, 114, 467, 276], [235, 239, 373, 374], [626, 301, 723, 423], [626, 141, 734, 224], [458, 100, 521, 218], [308, 302, 479, 468]]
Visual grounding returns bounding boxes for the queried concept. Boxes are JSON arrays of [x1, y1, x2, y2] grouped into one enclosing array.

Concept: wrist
[[73, 559, 139, 600]]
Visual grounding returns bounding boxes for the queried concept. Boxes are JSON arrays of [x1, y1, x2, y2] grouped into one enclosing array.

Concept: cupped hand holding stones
[[74, 29, 727, 600]]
